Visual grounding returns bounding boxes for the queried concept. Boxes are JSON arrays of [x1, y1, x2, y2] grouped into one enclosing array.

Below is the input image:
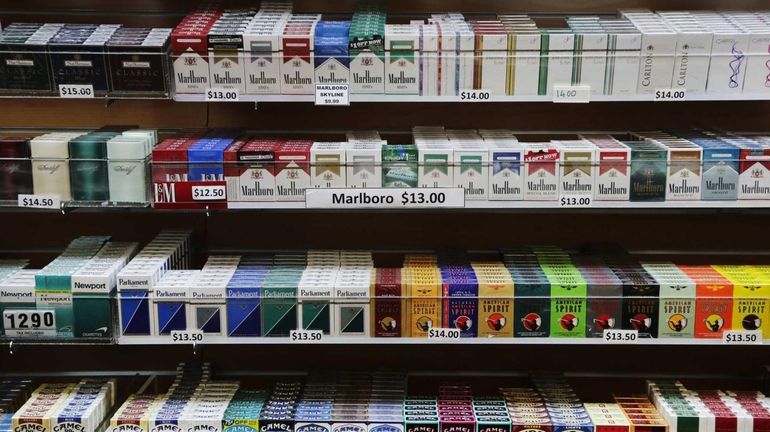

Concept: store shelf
[[174, 93, 770, 104], [226, 200, 770, 210], [116, 336, 766, 345]]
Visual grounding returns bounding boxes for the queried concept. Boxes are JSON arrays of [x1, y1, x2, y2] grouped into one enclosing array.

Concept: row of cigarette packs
[[649, 381, 770, 432], [107, 235, 770, 339], [171, 2, 770, 97], [11, 379, 117, 432], [107, 366, 670, 432], [0, 128, 157, 203], [150, 128, 770, 207], [0, 23, 172, 95]]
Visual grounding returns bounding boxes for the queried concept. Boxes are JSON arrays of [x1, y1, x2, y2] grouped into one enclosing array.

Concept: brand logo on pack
[[16, 424, 46, 432], [189, 426, 217, 432], [296, 425, 328, 432], [261, 424, 291, 432], [370, 426, 400, 432], [333, 425, 365, 432], [54, 423, 86, 432], [153, 425, 181, 432]]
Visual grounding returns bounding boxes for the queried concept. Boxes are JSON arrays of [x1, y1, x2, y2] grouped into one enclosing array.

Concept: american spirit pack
[[643, 263, 696, 339], [373, 268, 405, 338]]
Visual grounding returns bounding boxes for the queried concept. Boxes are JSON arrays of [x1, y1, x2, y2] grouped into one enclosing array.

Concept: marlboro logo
[[185, 57, 197, 66], [362, 57, 373, 66], [752, 168, 763, 178]]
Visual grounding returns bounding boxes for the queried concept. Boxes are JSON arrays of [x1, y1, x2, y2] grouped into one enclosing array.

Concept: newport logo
[[74, 282, 107, 290]]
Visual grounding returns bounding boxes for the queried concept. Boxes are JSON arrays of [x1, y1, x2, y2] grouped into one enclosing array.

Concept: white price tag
[[559, 197, 592, 207], [603, 329, 638, 344], [191, 185, 226, 201], [654, 88, 687, 102], [59, 84, 94, 98], [290, 329, 324, 342], [206, 88, 240, 102], [428, 328, 461, 340], [3, 310, 56, 337], [459, 89, 492, 102], [553, 85, 591, 103], [305, 188, 465, 209], [315, 84, 350, 106], [170, 330, 204, 344], [723, 330, 762, 345], [17, 194, 60, 209]]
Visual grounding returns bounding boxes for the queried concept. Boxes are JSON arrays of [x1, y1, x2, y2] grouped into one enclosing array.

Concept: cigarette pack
[[484, 131, 523, 201], [233, 139, 280, 201], [385, 25, 419, 95], [688, 134, 740, 201], [627, 140, 668, 202], [275, 141, 312, 201], [349, 4, 386, 94], [314, 21, 351, 85], [557, 140, 596, 201], [450, 130, 488, 200], [311, 142, 347, 189], [582, 135, 631, 201], [172, 9, 220, 94], [346, 138, 384, 188], [538, 30, 576, 96], [522, 143, 559, 201], [281, 15, 320, 94]]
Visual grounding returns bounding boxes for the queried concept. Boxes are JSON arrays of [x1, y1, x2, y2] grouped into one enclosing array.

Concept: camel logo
[[742, 314, 761, 331], [370, 427, 400, 432], [454, 315, 472, 332], [593, 314, 615, 330], [667, 314, 687, 332], [521, 313, 542, 331], [185, 57, 197, 66], [416, 316, 433, 332], [559, 314, 579, 331], [379, 316, 397, 331], [111, 426, 143, 432], [630, 314, 652, 331], [153, 425, 181, 432], [296, 425, 328, 432], [334, 425, 365, 432], [487, 313, 506, 331], [704, 314, 724, 332], [16, 425, 46, 432], [54, 423, 86, 432]]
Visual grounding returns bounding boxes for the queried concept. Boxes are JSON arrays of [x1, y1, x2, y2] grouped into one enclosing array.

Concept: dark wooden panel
[[209, 101, 770, 133], [0, 99, 207, 130]]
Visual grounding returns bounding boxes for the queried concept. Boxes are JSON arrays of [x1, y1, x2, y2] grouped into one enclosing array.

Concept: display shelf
[[115, 335, 768, 345], [226, 200, 770, 210], [174, 93, 770, 104]]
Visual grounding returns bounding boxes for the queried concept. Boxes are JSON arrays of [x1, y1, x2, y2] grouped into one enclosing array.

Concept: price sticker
[[170, 330, 204, 344], [603, 329, 638, 344], [59, 84, 94, 99], [17, 194, 60, 209], [315, 84, 350, 106], [206, 88, 239, 102], [3, 310, 57, 337], [654, 88, 687, 102], [305, 188, 465, 209], [559, 196, 592, 207], [191, 185, 226, 201], [428, 328, 461, 340], [722, 330, 762, 345], [459, 89, 491, 102], [290, 330, 324, 342], [553, 85, 591, 103]]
